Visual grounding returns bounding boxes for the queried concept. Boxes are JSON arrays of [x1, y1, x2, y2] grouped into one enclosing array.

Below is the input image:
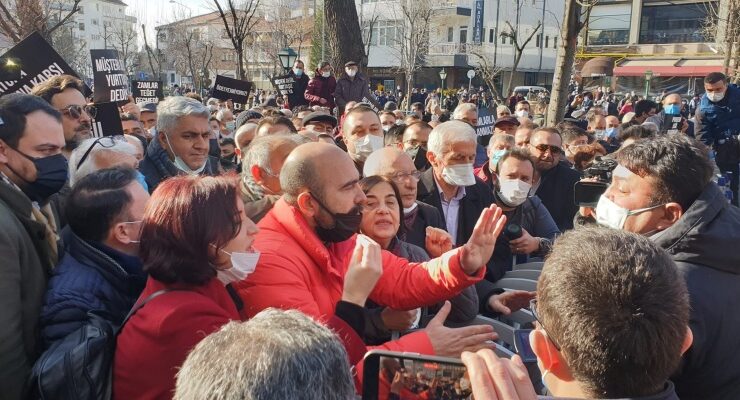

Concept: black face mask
[[11, 150, 69, 203], [310, 193, 362, 243]]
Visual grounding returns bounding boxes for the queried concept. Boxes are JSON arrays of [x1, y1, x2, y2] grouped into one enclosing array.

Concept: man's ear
[[0, 139, 10, 164], [530, 328, 572, 380], [296, 191, 318, 217], [657, 202, 683, 230], [681, 327, 694, 355], [426, 150, 437, 166], [110, 222, 130, 246], [234, 147, 242, 159], [250, 165, 263, 184]]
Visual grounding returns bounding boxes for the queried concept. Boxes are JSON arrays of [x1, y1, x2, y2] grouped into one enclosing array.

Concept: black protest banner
[[91, 102, 124, 138], [131, 80, 163, 105], [90, 49, 130, 105], [476, 106, 495, 146], [211, 75, 252, 104], [270, 74, 295, 96], [0, 31, 88, 97], [360, 96, 379, 112]]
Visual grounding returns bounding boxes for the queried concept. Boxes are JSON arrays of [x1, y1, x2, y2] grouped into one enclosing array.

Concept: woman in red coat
[[305, 61, 337, 111], [113, 175, 259, 400]]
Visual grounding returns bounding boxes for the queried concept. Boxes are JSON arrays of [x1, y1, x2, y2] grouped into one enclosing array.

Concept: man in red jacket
[[238, 142, 506, 361]]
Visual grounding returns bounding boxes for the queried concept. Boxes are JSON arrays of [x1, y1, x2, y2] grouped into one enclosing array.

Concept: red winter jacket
[[236, 199, 484, 376], [305, 69, 337, 109], [113, 277, 239, 400]]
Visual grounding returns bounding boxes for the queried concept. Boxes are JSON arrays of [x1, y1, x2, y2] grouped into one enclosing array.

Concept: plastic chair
[[501, 309, 536, 328], [512, 261, 544, 271], [493, 278, 538, 292], [493, 342, 516, 359], [472, 315, 516, 349], [504, 269, 541, 281]]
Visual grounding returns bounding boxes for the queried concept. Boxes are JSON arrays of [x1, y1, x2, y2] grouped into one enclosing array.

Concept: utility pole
[[321, 0, 326, 61]]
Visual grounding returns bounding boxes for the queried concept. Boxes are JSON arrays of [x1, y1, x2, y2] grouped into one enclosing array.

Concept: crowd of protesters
[[0, 55, 739, 400]]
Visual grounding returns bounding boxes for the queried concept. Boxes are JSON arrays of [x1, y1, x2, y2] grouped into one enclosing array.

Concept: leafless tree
[[392, 0, 435, 110], [324, 0, 365, 70], [703, 0, 739, 83], [107, 23, 139, 74], [0, 0, 82, 44], [212, 0, 262, 80], [141, 24, 163, 80], [254, 1, 313, 77], [499, 0, 542, 97], [359, 3, 380, 63], [546, 0, 598, 125], [470, 49, 504, 102]]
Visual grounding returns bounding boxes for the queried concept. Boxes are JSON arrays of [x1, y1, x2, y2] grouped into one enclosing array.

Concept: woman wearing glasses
[[358, 175, 478, 345]]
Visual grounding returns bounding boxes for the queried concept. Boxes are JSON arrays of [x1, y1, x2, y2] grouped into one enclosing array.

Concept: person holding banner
[[31, 75, 93, 158], [138, 97, 221, 192], [285, 60, 309, 110]]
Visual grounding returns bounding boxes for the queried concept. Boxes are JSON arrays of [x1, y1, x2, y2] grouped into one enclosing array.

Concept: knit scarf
[[242, 172, 265, 202]]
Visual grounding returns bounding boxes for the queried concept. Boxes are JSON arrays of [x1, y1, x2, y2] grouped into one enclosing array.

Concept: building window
[[460, 26, 468, 44], [639, 2, 715, 44], [171, 73, 175, 84], [489, 28, 495, 43], [587, 4, 631, 45], [554, 36, 558, 48], [448, 27, 454, 42], [501, 34, 506, 44], [79, 6, 84, 14], [545, 35, 549, 48], [92, 19, 98, 25], [362, 20, 401, 46], [536, 34, 540, 47], [79, 22, 85, 31], [509, 36, 513, 45]]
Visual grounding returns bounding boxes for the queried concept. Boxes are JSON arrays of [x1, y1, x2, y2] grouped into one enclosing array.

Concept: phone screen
[[363, 353, 470, 400], [514, 329, 537, 363]]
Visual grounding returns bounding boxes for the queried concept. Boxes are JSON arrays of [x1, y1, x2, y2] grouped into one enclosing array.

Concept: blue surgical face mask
[[135, 170, 149, 192], [491, 149, 506, 170], [663, 104, 681, 115], [605, 127, 618, 138]]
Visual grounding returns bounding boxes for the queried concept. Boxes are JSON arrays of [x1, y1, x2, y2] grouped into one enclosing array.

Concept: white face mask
[[593, 129, 606, 140], [351, 134, 383, 161], [322, 71, 331, 78], [216, 249, 261, 285], [163, 132, 207, 175], [515, 110, 529, 118], [441, 163, 475, 187], [707, 91, 725, 103], [497, 178, 531, 207], [595, 195, 664, 230], [346, 68, 357, 77]]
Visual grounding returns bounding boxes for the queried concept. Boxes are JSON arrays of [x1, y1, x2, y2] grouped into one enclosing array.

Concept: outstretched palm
[[461, 205, 507, 274]]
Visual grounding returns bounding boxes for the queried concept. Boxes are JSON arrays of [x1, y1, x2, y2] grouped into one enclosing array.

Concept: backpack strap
[[117, 288, 189, 334]]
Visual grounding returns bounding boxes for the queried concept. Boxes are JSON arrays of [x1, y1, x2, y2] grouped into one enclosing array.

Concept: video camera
[[574, 157, 618, 207]]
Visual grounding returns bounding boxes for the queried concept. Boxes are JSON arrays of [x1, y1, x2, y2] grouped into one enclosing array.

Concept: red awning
[[614, 59, 727, 77]]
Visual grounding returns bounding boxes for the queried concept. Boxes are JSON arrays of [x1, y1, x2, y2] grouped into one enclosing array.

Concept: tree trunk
[[325, 0, 366, 71], [406, 73, 414, 111], [546, 0, 581, 126], [236, 42, 245, 80], [506, 52, 524, 97]]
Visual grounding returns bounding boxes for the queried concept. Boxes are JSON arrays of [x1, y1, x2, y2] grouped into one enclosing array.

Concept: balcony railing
[[428, 42, 482, 55], [434, 0, 473, 9]]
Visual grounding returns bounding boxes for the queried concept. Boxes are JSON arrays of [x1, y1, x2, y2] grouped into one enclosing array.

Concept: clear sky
[[128, 0, 214, 47]]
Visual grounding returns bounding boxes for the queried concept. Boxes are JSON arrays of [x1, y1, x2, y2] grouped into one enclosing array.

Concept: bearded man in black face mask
[[237, 142, 509, 362], [0, 93, 67, 399]]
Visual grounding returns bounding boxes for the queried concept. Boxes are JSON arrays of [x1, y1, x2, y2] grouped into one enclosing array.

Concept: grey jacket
[[652, 183, 740, 400], [0, 180, 57, 400], [333, 72, 380, 112]]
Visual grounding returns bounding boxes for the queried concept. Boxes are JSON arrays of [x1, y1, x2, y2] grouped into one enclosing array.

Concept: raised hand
[[488, 290, 536, 315], [460, 204, 508, 275], [425, 226, 454, 258], [342, 234, 382, 307], [424, 301, 498, 357]]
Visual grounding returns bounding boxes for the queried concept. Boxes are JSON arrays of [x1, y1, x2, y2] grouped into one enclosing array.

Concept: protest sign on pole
[[0, 32, 89, 97], [270, 74, 296, 96], [211, 75, 252, 105], [91, 102, 124, 138], [131, 80, 164, 105], [90, 49, 130, 105], [476, 106, 495, 146]]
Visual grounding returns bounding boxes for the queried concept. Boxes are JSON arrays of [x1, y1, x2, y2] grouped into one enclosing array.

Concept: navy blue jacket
[[39, 229, 147, 350], [534, 162, 581, 232], [695, 84, 740, 146]]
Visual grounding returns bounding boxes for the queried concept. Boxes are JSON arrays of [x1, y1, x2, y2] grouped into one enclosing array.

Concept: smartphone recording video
[[362, 351, 471, 400]]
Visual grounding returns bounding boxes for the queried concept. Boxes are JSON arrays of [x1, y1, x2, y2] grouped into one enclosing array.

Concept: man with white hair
[[68, 136, 139, 186], [453, 102, 478, 126], [234, 122, 257, 161], [138, 96, 221, 192], [215, 108, 236, 139], [240, 135, 300, 222], [416, 120, 496, 278]]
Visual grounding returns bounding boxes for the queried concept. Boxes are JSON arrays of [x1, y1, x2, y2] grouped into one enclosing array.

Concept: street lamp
[[439, 68, 447, 91], [644, 70, 653, 99], [277, 47, 298, 73]]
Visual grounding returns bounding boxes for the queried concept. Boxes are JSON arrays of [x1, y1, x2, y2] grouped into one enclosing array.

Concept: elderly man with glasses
[[527, 127, 581, 231], [68, 136, 140, 187]]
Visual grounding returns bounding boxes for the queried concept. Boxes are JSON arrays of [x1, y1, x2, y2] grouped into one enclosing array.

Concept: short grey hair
[[69, 137, 137, 186], [242, 135, 299, 174], [496, 105, 511, 115], [215, 108, 232, 122], [174, 309, 355, 400], [206, 97, 220, 106], [452, 102, 478, 120], [234, 123, 257, 146], [427, 120, 477, 157], [156, 96, 210, 134], [488, 133, 515, 152]]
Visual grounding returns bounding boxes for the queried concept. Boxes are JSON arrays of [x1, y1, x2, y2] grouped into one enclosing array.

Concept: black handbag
[[27, 289, 183, 400]]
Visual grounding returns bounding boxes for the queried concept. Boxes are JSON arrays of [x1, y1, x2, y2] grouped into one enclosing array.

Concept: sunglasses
[[76, 135, 125, 170], [532, 144, 563, 155], [59, 104, 97, 120]]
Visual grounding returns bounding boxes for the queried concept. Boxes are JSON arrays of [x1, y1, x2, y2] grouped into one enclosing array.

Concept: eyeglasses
[[530, 299, 561, 351], [532, 144, 563, 155], [76, 135, 125, 170], [388, 170, 422, 183], [404, 139, 428, 148], [58, 104, 97, 120]]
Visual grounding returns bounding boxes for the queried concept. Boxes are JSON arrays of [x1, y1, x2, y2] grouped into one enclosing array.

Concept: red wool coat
[[236, 198, 484, 378], [113, 277, 239, 400]]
